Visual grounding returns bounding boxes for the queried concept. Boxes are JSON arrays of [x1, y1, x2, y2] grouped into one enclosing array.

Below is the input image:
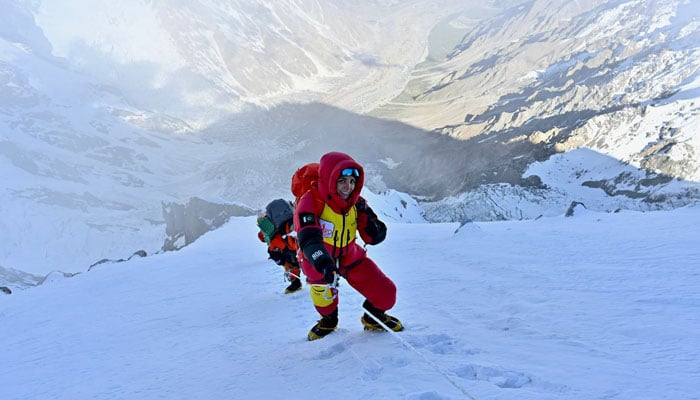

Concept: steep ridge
[[374, 0, 700, 178], [1, 0, 699, 276]]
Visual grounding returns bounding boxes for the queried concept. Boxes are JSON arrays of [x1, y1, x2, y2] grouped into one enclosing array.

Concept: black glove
[[357, 198, 380, 223], [316, 258, 338, 284], [365, 218, 387, 244], [356, 198, 369, 212], [301, 236, 337, 284], [268, 250, 284, 265], [357, 199, 387, 244], [282, 249, 299, 266]]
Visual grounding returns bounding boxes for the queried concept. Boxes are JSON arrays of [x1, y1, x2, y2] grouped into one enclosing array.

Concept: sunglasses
[[341, 168, 360, 177]]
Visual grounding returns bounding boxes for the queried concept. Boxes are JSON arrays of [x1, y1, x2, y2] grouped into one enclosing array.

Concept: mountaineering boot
[[308, 309, 338, 341], [284, 277, 302, 294], [361, 300, 404, 332], [360, 313, 404, 332]]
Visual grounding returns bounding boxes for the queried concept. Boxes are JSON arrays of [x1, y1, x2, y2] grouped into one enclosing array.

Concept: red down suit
[[293, 151, 396, 317]]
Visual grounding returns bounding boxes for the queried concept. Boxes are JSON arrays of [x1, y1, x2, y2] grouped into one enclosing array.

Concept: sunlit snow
[[1, 204, 698, 399]]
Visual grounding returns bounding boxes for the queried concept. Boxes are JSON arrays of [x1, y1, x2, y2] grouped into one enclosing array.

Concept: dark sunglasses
[[341, 168, 360, 177]]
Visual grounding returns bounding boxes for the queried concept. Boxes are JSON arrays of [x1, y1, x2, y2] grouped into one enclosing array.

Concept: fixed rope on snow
[[359, 305, 477, 400], [289, 269, 477, 399]]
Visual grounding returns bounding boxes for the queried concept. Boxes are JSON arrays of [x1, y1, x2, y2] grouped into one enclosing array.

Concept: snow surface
[[2, 204, 699, 400], [4, 0, 699, 277]]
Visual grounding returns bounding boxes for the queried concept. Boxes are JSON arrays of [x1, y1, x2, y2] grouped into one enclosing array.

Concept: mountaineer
[[292, 151, 403, 340]]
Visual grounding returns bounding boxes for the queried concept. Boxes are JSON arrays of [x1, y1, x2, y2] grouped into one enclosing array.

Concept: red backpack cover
[[291, 162, 319, 204]]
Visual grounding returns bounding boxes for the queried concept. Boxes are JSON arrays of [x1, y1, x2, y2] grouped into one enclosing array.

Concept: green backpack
[[257, 216, 276, 244]]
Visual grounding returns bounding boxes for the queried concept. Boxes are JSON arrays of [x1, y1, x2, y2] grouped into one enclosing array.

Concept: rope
[[288, 271, 338, 301], [360, 307, 478, 400], [290, 270, 476, 399]]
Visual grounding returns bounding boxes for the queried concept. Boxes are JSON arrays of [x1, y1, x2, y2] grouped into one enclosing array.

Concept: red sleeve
[[293, 191, 323, 234]]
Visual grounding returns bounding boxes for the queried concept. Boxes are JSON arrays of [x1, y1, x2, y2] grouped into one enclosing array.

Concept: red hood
[[317, 151, 364, 213]]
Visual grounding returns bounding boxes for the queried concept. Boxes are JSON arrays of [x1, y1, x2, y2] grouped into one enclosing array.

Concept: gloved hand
[[357, 199, 387, 244], [281, 249, 298, 265], [316, 258, 338, 284], [364, 219, 387, 244], [357, 198, 380, 222], [356, 198, 369, 212], [268, 250, 284, 265], [300, 229, 338, 284]]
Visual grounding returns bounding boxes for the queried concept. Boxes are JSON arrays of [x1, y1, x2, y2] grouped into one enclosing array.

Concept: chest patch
[[319, 219, 335, 238]]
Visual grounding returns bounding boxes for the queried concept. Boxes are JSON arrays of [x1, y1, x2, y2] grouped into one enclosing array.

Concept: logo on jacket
[[319, 219, 335, 238]]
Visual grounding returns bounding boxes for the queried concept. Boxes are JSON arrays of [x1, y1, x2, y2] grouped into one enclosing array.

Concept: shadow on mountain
[[200, 97, 699, 212], [200, 101, 556, 201]]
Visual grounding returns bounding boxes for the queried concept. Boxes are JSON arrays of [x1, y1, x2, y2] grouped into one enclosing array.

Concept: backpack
[[264, 199, 295, 234], [291, 162, 319, 205], [258, 198, 293, 244]]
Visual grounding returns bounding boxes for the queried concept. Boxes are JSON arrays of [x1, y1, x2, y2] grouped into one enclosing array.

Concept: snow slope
[[3, 0, 699, 277], [2, 204, 698, 400]]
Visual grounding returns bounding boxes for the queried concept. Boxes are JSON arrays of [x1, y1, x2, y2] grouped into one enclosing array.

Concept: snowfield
[[2, 204, 699, 400]]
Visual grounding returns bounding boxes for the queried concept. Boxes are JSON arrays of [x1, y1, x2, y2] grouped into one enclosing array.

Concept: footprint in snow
[[312, 341, 349, 360], [407, 333, 479, 356], [404, 390, 452, 400], [360, 358, 384, 381], [453, 364, 532, 389]]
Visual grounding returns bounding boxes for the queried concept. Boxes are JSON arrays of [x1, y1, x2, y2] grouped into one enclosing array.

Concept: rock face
[[88, 250, 149, 271], [161, 197, 255, 251], [565, 201, 587, 218], [373, 0, 700, 189], [0, 266, 45, 293], [0, 266, 80, 292], [2, 0, 699, 276]]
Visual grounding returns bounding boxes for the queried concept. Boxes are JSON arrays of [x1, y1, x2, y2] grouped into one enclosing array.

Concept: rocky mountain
[[1, 0, 699, 276], [373, 0, 700, 211]]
